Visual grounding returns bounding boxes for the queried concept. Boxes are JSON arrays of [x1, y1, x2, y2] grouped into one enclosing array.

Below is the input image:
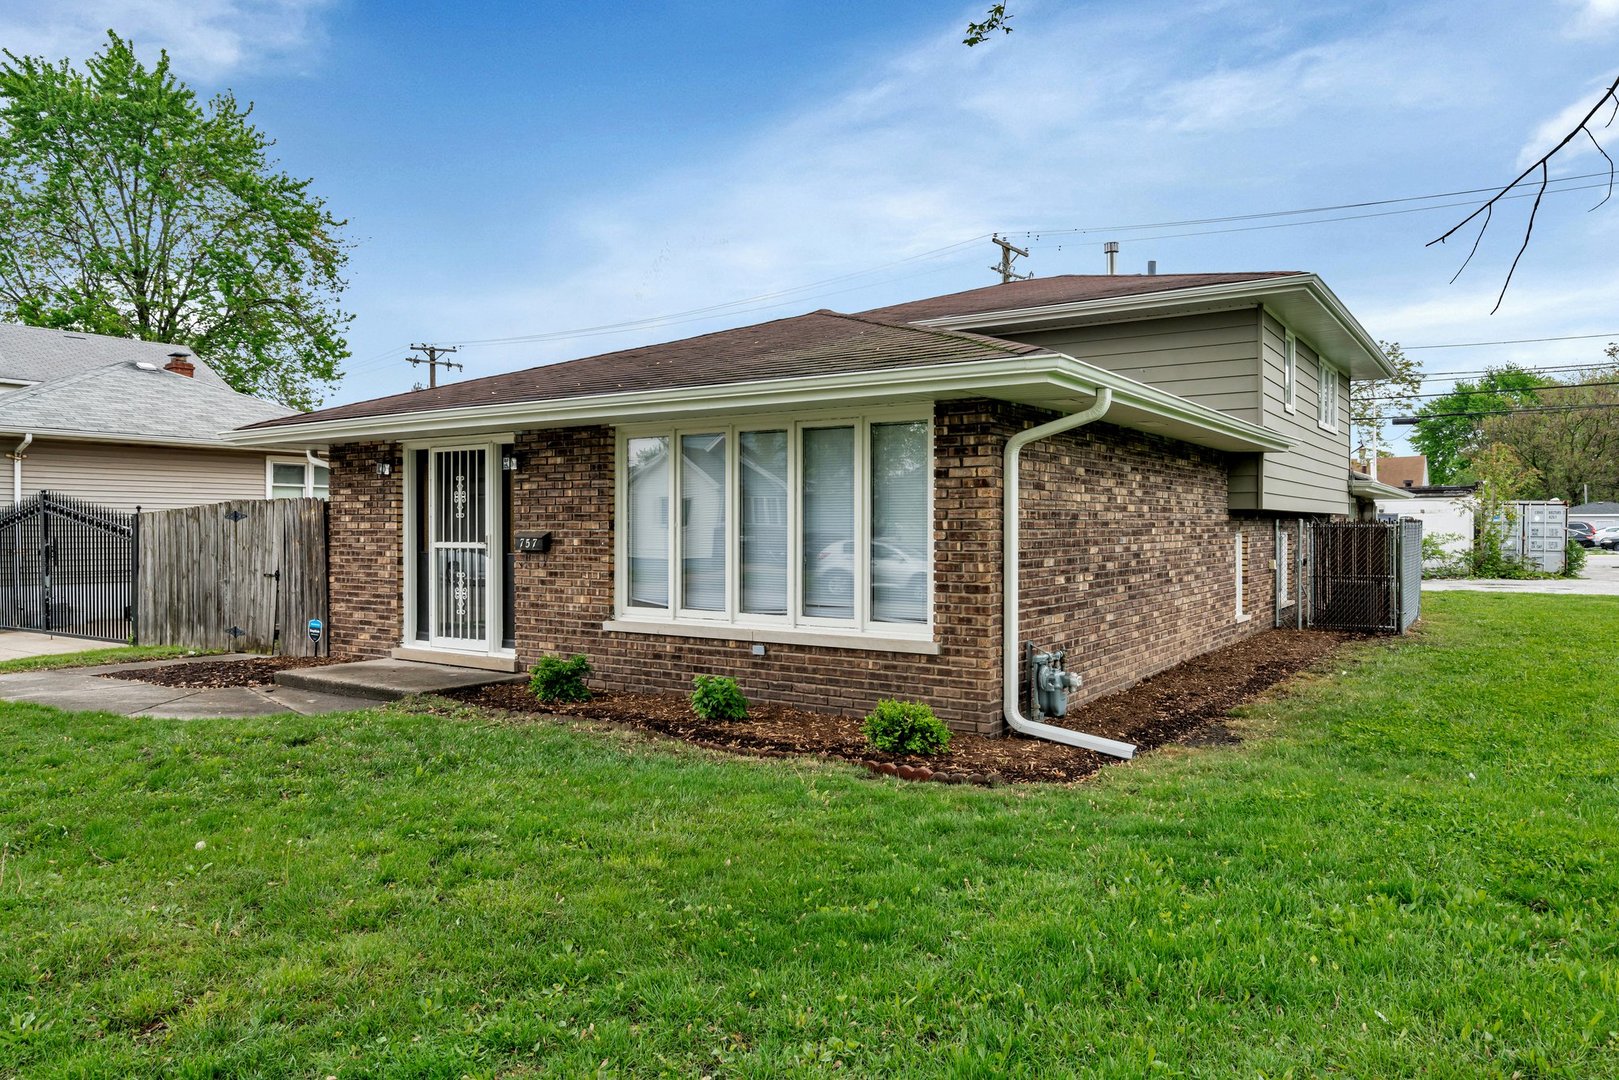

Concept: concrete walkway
[[0, 631, 111, 661], [0, 656, 384, 718], [1423, 551, 1619, 597]]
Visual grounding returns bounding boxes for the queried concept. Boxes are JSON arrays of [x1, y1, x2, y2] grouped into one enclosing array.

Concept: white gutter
[[10, 432, 31, 503], [1002, 387, 1137, 759]]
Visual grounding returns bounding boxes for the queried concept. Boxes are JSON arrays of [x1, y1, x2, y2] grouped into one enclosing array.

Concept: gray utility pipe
[[1002, 387, 1137, 759], [11, 432, 32, 503]]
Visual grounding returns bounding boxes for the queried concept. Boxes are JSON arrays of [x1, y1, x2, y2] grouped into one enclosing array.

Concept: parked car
[[1594, 525, 1619, 551], [1568, 520, 1597, 547]]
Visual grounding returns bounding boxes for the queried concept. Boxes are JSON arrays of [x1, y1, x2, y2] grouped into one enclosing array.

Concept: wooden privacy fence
[[136, 498, 328, 655]]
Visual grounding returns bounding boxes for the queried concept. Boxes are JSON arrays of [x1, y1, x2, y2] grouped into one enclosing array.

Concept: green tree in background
[[0, 33, 350, 409], [1409, 367, 1542, 484], [1481, 349, 1619, 505]]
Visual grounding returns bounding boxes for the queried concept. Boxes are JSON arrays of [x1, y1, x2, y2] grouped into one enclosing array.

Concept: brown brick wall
[[1016, 406, 1278, 709], [325, 398, 1295, 736], [327, 440, 403, 658]]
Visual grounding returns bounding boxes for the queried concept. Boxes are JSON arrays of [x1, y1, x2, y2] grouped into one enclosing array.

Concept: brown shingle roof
[[245, 310, 1040, 430], [858, 272, 1304, 324]]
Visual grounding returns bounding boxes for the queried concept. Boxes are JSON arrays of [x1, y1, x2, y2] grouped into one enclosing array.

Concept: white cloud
[[0, 0, 335, 81], [1567, 0, 1619, 33]]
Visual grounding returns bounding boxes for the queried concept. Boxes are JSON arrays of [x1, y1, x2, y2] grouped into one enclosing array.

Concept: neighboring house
[[1372, 454, 1428, 490], [227, 271, 1394, 742], [1568, 501, 1619, 531], [0, 324, 324, 512]]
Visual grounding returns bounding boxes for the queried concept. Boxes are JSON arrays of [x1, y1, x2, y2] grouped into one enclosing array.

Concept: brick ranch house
[[227, 272, 1398, 756]]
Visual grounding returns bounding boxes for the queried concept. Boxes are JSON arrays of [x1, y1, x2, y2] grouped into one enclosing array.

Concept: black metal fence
[[0, 491, 136, 641], [1303, 519, 1421, 634]]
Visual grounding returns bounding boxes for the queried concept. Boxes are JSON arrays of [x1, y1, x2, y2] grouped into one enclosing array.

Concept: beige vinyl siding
[[1009, 308, 1264, 424], [1256, 310, 1352, 515], [8, 438, 273, 512]]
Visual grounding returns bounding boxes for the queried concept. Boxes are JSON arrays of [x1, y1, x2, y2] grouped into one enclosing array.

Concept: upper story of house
[[862, 272, 1389, 516]]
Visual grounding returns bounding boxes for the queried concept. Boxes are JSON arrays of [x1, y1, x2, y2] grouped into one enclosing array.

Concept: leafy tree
[[963, 3, 1013, 45], [1351, 340, 1422, 461], [1480, 354, 1619, 505], [1408, 367, 1542, 484], [0, 33, 350, 409], [1467, 443, 1540, 577]]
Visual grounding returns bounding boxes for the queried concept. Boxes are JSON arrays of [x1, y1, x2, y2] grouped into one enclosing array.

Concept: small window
[[1282, 331, 1297, 412], [1234, 532, 1248, 621], [1278, 531, 1292, 607], [268, 459, 329, 500], [1317, 362, 1340, 431]]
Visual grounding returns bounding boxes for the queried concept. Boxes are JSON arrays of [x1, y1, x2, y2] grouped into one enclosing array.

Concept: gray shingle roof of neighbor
[[1570, 501, 1619, 515], [857, 272, 1305, 323], [0, 361, 293, 443], [242, 310, 1043, 430], [0, 322, 230, 389]]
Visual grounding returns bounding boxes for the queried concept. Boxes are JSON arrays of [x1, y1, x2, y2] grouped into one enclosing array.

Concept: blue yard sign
[[308, 618, 323, 646]]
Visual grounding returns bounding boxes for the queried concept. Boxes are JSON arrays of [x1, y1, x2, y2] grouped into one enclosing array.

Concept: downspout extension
[[11, 432, 33, 504], [1002, 388, 1137, 759]]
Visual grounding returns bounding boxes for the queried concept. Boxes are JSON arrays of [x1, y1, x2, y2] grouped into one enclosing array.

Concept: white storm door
[[428, 447, 492, 649]]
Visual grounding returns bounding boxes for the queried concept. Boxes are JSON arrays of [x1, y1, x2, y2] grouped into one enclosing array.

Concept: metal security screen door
[[429, 447, 492, 648]]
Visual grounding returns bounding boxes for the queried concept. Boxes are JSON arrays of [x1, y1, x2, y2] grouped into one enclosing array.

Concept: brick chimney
[[164, 351, 195, 378]]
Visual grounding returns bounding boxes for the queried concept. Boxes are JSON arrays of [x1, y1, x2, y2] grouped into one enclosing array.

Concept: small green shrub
[[691, 675, 748, 721], [1563, 537, 1587, 578], [863, 698, 951, 755], [530, 654, 592, 703]]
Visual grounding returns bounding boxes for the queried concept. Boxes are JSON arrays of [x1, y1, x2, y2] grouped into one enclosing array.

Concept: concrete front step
[[274, 659, 528, 701]]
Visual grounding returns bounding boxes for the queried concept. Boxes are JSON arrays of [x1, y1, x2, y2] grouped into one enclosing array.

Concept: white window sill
[[1234, 612, 1252, 624], [601, 618, 941, 655]]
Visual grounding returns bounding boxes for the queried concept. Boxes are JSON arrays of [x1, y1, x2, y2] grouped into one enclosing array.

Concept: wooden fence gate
[[135, 498, 328, 655]]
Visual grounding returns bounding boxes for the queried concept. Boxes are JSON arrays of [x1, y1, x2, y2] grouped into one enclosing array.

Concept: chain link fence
[[1301, 519, 1422, 634]]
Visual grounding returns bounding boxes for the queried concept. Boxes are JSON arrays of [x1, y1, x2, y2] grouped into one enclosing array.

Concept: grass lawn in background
[[0, 592, 1615, 1076], [0, 645, 210, 675]]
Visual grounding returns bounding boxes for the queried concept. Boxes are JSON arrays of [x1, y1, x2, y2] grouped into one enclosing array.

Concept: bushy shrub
[[1563, 537, 1588, 579], [530, 654, 592, 703], [691, 675, 748, 720], [863, 698, 951, 755]]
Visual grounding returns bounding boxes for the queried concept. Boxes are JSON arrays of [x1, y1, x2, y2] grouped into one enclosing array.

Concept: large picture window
[[618, 412, 932, 638]]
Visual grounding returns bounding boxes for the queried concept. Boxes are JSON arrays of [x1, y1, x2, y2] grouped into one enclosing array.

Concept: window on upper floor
[[1282, 330, 1298, 412], [1317, 361, 1340, 432], [619, 411, 932, 638]]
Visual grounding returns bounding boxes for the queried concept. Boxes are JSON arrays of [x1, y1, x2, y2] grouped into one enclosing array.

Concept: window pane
[[740, 431, 788, 615], [311, 464, 330, 500], [802, 426, 855, 619], [626, 436, 669, 608], [680, 433, 727, 611], [272, 462, 305, 486], [870, 421, 929, 624]]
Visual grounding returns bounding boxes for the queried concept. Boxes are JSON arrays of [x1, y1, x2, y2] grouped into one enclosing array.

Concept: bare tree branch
[[1429, 72, 1619, 308]]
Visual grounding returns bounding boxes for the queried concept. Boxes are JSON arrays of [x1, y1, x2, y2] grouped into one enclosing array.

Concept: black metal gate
[[0, 491, 136, 641], [1303, 519, 1421, 634]]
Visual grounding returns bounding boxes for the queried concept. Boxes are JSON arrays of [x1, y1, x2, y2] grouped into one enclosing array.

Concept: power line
[[1392, 401, 1619, 423], [407, 343, 461, 389], [1368, 376, 1619, 402], [1404, 331, 1619, 350]]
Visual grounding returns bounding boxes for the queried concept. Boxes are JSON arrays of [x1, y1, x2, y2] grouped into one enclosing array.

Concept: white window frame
[[1282, 329, 1298, 413], [1234, 531, 1250, 623], [265, 456, 329, 499], [1317, 360, 1340, 433], [1277, 530, 1293, 608], [611, 406, 934, 647]]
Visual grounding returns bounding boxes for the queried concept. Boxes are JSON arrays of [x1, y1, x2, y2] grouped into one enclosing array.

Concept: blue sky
[[8, 0, 1619, 451]]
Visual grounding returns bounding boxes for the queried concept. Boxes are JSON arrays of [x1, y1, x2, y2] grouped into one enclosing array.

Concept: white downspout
[[305, 448, 327, 497], [1002, 388, 1137, 759], [11, 433, 33, 504]]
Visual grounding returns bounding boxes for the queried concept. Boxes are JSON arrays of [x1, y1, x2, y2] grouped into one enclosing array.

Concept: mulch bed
[[450, 629, 1355, 784], [103, 655, 359, 689]]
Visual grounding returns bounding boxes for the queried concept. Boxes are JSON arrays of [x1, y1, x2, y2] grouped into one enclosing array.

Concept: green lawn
[[1, 593, 1616, 1077], [0, 644, 210, 675]]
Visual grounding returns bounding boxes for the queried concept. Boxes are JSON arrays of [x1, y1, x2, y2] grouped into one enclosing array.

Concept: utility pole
[[990, 234, 1031, 284], [407, 343, 462, 389]]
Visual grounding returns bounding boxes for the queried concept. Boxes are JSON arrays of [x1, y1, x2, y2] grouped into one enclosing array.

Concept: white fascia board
[[1351, 477, 1415, 500], [910, 275, 1395, 381], [220, 351, 1290, 454], [0, 425, 294, 453]]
